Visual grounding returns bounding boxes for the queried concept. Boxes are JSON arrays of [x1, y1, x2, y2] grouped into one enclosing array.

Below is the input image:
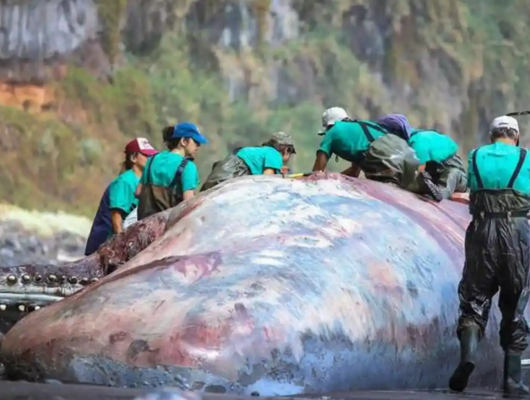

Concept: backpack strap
[[169, 157, 190, 192], [471, 148, 484, 190], [343, 119, 387, 143], [507, 148, 527, 189]]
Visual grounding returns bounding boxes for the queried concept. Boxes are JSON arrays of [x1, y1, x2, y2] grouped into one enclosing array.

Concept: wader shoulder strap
[[507, 148, 528, 189], [471, 148, 484, 190], [169, 158, 190, 190], [232, 147, 243, 154], [349, 120, 387, 143], [144, 153, 158, 185]]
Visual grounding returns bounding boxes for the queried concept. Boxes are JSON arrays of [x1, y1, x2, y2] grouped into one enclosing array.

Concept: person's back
[[235, 146, 283, 175], [408, 130, 458, 165], [449, 115, 530, 396], [200, 131, 296, 191], [137, 151, 198, 219], [137, 122, 207, 220], [318, 119, 387, 163], [468, 142, 530, 195]]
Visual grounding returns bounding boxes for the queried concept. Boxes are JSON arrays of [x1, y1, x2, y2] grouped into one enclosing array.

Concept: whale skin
[[0, 173, 518, 396]]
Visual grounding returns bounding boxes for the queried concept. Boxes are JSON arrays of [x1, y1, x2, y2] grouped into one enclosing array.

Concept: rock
[[0, 220, 86, 267]]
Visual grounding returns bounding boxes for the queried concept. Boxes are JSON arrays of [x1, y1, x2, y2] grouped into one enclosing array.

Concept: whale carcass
[[0, 173, 519, 395], [0, 209, 171, 333]]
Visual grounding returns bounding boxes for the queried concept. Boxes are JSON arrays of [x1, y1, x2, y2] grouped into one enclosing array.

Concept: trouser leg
[[436, 167, 468, 200], [497, 218, 530, 394], [449, 223, 498, 392]]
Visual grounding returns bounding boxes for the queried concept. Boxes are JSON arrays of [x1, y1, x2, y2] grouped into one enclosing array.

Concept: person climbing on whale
[[312, 108, 419, 188], [448, 115, 530, 395], [200, 131, 296, 192], [377, 114, 467, 202], [84, 138, 159, 256], [136, 122, 208, 220]]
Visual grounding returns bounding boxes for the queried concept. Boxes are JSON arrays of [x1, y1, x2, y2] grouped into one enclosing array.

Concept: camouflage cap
[[270, 131, 296, 153]]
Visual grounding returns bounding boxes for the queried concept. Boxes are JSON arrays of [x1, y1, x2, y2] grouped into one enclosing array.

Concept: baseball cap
[[318, 107, 349, 135], [124, 138, 159, 156], [172, 122, 209, 145], [490, 115, 519, 134]]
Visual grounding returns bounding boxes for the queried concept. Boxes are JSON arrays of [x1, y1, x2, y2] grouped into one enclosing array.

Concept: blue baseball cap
[[171, 122, 209, 145]]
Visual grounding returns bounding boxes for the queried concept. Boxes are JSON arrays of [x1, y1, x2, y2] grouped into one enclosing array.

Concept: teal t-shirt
[[318, 120, 387, 162], [408, 130, 458, 164], [467, 142, 530, 194], [140, 151, 200, 192], [108, 169, 140, 218], [236, 146, 283, 175]]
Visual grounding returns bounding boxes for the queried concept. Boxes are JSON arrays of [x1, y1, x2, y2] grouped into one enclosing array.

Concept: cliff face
[[0, 0, 528, 215]]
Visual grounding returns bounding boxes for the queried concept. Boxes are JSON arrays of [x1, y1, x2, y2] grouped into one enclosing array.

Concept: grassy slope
[[1, 0, 529, 217]]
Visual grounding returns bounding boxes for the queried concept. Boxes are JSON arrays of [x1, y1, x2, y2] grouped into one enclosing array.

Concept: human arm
[[312, 130, 334, 172], [341, 163, 361, 177], [108, 179, 136, 234], [110, 210, 124, 234], [263, 168, 276, 175], [181, 161, 199, 201]]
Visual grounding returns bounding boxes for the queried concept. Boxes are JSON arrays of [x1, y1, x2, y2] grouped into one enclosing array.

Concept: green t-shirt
[[236, 146, 283, 175], [467, 142, 530, 194], [318, 120, 387, 162], [140, 151, 200, 192], [108, 169, 140, 218], [408, 130, 458, 164]]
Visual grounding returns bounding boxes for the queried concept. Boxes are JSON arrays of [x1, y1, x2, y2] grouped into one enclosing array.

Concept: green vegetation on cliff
[[2, 0, 530, 216]]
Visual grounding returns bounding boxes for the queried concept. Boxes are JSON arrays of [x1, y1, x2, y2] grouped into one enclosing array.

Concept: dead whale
[[0, 173, 514, 395]]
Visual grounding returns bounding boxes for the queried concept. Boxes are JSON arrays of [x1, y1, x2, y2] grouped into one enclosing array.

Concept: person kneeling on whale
[[449, 115, 530, 395], [312, 108, 419, 189], [200, 131, 296, 192], [377, 114, 467, 202]]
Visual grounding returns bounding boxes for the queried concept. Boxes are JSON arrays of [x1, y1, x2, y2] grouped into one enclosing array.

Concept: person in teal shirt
[[377, 114, 467, 202], [448, 116, 530, 396], [312, 108, 418, 188], [136, 122, 208, 220], [85, 137, 158, 255], [200, 131, 296, 191]]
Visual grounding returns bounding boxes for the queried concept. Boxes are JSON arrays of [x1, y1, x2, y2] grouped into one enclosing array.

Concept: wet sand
[[0, 381, 506, 400]]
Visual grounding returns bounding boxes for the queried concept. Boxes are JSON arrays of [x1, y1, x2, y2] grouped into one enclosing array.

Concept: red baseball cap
[[124, 138, 159, 156]]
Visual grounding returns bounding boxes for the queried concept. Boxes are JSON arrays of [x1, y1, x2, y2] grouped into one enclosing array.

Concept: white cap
[[490, 115, 519, 134], [318, 107, 348, 134]]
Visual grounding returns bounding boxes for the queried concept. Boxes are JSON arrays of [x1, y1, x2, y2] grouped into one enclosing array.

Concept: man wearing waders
[[312, 108, 419, 189], [449, 115, 530, 395], [377, 114, 467, 202]]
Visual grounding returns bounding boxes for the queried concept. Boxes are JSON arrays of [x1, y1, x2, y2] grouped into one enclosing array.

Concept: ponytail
[[119, 153, 135, 174]]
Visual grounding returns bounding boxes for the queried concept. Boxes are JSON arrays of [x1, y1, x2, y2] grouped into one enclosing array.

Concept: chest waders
[[449, 147, 530, 395], [200, 147, 251, 192], [347, 120, 419, 188], [137, 154, 190, 221]]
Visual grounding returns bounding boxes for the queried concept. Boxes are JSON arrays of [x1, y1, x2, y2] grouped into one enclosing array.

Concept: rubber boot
[[448, 326, 480, 392], [503, 353, 530, 395], [417, 171, 444, 202]]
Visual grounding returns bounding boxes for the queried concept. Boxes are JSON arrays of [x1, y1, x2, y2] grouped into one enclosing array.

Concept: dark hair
[[162, 126, 174, 144], [491, 127, 518, 141], [119, 153, 136, 174]]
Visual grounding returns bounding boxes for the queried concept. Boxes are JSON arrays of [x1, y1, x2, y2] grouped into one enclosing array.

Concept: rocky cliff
[[0, 0, 528, 215]]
